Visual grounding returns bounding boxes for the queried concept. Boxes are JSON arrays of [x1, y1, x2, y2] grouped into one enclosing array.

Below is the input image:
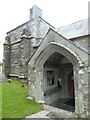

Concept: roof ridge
[[57, 19, 87, 29]]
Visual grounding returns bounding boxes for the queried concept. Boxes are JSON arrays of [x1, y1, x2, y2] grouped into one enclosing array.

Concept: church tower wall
[[4, 6, 54, 78]]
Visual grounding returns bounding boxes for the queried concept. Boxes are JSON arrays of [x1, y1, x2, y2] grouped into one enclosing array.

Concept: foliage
[[2, 79, 43, 119], [0, 61, 3, 66]]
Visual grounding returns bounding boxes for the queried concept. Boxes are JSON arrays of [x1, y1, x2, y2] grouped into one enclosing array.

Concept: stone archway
[[28, 42, 88, 118]]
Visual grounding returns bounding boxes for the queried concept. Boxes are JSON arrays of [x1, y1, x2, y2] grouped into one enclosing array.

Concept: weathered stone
[[3, 5, 89, 119]]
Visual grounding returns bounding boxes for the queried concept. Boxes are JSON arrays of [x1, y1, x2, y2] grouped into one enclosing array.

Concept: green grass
[[0, 65, 2, 119], [2, 78, 43, 119], [0, 65, 2, 76], [0, 81, 2, 119]]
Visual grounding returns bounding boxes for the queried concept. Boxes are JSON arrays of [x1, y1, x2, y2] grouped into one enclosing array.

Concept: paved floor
[[25, 110, 58, 119], [50, 98, 75, 112], [25, 110, 50, 118], [24, 98, 75, 119]]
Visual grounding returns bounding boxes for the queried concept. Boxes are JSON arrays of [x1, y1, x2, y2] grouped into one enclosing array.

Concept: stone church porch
[[28, 32, 89, 118], [3, 5, 89, 118]]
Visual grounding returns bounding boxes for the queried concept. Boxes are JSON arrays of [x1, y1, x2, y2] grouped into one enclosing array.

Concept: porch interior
[[43, 52, 75, 112], [50, 98, 75, 112]]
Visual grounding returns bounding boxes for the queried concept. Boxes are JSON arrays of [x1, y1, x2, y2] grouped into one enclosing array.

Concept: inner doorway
[[68, 71, 74, 98], [43, 52, 75, 112]]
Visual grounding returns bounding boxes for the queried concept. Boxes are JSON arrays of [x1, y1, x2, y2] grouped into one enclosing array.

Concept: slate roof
[[57, 19, 88, 39]]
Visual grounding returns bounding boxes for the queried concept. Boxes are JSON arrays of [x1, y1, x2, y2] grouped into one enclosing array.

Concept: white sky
[[0, 0, 89, 62]]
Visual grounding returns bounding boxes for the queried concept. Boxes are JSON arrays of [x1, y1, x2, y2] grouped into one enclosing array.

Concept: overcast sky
[[0, 0, 89, 61]]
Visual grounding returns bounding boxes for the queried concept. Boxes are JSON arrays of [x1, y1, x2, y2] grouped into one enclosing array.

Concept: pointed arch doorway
[[28, 42, 86, 116]]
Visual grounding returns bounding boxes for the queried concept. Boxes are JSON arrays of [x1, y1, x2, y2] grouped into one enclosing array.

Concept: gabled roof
[[28, 28, 88, 65], [57, 19, 88, 39], [6, 17, 55, 34]]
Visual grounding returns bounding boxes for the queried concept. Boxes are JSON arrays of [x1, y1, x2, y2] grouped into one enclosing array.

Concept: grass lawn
[[0, 65, 2, 76], [2, 78, 43, 119], [0, 65, 2, 119]]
